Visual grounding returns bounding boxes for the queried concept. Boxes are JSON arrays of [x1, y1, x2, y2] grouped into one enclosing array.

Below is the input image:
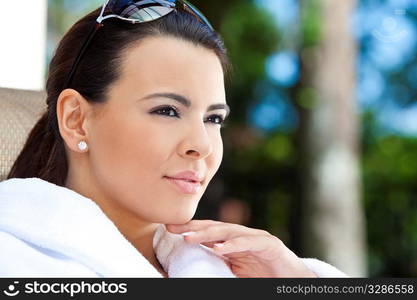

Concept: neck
[[65, 170, 166, 276], [100, 204, 167, 277]]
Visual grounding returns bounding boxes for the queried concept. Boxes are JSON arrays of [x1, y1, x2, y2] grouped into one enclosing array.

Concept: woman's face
[[82, 36, 228, 224]]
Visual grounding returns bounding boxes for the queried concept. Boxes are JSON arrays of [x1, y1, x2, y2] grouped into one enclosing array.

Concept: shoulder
[[0, 231, 99, 277]]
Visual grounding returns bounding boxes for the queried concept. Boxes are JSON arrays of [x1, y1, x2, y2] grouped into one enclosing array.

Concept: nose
[[179, 121, 213, 160]]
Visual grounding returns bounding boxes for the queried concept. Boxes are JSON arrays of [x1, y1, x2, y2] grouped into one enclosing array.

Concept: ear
[[56, 89, 93, 153]]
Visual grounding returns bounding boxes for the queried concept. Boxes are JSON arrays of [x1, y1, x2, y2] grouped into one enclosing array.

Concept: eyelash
[[151, 105, 227, 127]]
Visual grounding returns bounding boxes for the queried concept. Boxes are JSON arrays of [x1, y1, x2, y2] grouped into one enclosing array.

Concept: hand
[[165, 219, 318, 278]]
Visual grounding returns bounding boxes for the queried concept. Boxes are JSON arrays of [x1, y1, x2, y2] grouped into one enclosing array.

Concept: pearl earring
[[78, 141, 88, 151]]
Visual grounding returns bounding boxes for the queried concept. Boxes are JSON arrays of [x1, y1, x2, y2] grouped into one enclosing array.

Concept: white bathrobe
[[0, 178, 347, 278]]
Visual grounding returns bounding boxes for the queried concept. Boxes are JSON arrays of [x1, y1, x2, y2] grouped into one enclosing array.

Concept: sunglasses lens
[[107, 0, 176, 22], [105, 0, 212, 29]]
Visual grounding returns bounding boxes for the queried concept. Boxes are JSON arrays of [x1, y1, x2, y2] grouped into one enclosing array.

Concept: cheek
[[88, 113, 182, 221], [88, 113, 172, 208], [90, 115, 170, 180], [206, 132, 224, 178]]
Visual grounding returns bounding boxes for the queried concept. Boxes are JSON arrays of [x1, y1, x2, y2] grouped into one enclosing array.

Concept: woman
[[0, 0, 346, 278]]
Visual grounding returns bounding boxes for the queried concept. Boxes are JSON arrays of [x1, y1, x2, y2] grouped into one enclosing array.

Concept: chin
[[164, 209, 196, 225]]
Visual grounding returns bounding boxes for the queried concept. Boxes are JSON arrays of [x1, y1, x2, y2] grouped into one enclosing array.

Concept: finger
[[222, 250, 252, 259], [166, 219, 268, 237], [183, 223, 270, 244], [212, 234, 282, 256], [200, 241, 223, 248], [165, 219, 221, 234]]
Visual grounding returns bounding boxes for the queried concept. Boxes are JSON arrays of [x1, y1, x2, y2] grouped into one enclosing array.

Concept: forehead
[[115, 35, 225, 99]]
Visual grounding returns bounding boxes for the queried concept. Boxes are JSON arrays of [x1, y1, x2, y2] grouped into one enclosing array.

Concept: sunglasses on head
[[64, 0, 213, 89]]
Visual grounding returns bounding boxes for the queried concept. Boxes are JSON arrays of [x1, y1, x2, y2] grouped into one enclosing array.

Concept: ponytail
[[7, 111, 68, 186]]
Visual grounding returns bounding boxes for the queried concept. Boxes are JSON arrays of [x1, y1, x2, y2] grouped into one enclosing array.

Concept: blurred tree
[[295, 0, 367, 276]]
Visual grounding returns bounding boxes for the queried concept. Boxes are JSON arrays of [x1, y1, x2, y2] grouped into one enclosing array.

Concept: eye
[[150, 106, 180, 118], [205, 114, 227, 127], [150, 106, 227, 128]]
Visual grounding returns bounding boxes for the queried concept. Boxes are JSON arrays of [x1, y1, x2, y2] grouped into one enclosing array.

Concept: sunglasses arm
[[96, 0, 146, 24], [96, 0, 111, 23]]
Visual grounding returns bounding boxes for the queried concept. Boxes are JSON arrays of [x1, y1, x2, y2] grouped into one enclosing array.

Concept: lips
[[165, 170, 204, 182], [164, 177, 202, 194]]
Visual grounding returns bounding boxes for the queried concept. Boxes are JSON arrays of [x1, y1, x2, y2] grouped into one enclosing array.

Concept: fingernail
[[181, 231, 196, 236], [214, 243, 224, 247]]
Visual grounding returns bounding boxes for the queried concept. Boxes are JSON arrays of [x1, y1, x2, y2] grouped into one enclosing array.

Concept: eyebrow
[[141, 92, 230, 118]]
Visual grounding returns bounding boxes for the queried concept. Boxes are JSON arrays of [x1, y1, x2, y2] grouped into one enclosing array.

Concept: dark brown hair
[[7, 6, 230, 187]]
